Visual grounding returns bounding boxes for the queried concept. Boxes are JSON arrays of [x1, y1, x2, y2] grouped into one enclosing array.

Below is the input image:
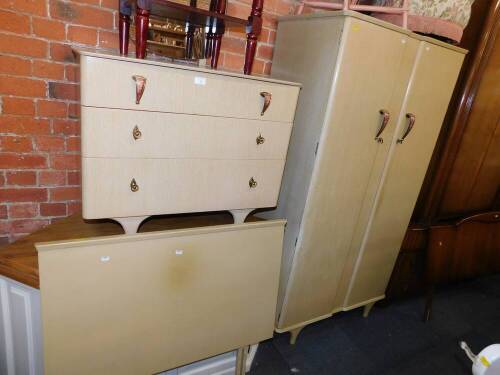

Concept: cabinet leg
[[363, 301, 376, 318], [424, 286, 434, 322], [229, 209, 253, 224], [113, 216, 149, 234], [289, 326, 305, 345], [118, 13, 130, 56], [235, 346, 249, 375], [135, 6, 150, 59]]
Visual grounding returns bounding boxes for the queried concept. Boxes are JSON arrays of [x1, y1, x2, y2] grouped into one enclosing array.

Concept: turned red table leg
[[210, 0, 226, 69], [205, 0, 217, 59], [244, 0, 263, 74], [119, 13, 131, 56], [135, 6, 150, 59]]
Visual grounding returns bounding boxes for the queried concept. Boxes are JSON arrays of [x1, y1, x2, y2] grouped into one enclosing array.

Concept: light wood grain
[[38, 220, 285, 375], [82, 158, 285, 219], [81, 107, 292, 160], [80, 54, 300, 123]]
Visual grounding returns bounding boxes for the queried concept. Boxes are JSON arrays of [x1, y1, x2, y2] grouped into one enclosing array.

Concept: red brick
[[0, 9, 30, 34], [50, 154, 80, 169], [0, 116, 50, 135], [9, 219, 49, 233], [37, 100, 67, 117], [0, 0, 46, 16], [67, 25, 98, 45], [0, 188, 48, 202], [50, 0, 113, 29], [0, 236, 10, 246], [64, 64, 79, 82], [0, 76, 46, 97], [0, 205, 6, 219], [32, 17, 66, 40], [257, 44, 273, 60], [67, 170, 80, 185], [0, 55, 31, 76], [50, 186, 81, 201], [35, 136, 65, 152], [8, 203, 38, 218], [48, 82, 79, 101], [100, 0, 115, 9], [222, 52, 245, 71], [220, 37, 245, 54], [1, 97, 35, 116], [72, 0, 99, 6], [0, 153, 47, 169], [53, 119, 80, 135], [68, 103, 80, 119], [39, 170, 65, 185], [0, 173, 4, 186], [40, 202, 66, 216], [49, 43, 77, 63], [0, 34, 47, 58], [65, 137, 80, 152], [98, 30, 118, 49], [67, 201, 82, 215], [32, 60, 65, 79], [5, 171, 36, 185], [0, 136, 32, 152]]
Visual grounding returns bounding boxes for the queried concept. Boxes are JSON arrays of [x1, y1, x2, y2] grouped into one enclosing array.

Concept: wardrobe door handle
[[375, 109, 390, 143], [397, 113, 416, 144], [132, 75, 146, 104], [260, 92, 272, 116]]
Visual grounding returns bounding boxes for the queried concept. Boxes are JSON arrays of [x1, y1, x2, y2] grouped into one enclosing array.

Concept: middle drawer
[[82, 107, 293, 160]]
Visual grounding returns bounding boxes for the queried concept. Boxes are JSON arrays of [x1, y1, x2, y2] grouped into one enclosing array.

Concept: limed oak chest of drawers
[[77, 49, 300, 233]]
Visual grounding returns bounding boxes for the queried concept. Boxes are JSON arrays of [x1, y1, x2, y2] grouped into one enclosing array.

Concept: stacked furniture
[[261, 10, 466, 343]]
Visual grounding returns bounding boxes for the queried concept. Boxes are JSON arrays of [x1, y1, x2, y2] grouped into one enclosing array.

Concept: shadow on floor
[[249, 273, 500, 375]]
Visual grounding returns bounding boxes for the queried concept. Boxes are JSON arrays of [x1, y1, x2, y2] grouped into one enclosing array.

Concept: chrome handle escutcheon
[[260, 92, 272, 116], [130, 178, 139, 192], [132, 75, 147, 104], [256, 134, 265, 145], [249, 177, 258, 188], [132, 125, 142, 140], [375, 109, 390, 144], [397, 113, 416, 144]]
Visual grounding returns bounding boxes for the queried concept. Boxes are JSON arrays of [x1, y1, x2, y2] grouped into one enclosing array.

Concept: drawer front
[[81, 107, 293, 160], [82, 158, 285, 219], [38, 220, 285, 375], [80, 55, 300, 122]]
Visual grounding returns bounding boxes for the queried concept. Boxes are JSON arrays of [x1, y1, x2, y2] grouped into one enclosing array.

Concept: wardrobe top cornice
[[278, 10, 467, 54], [74, 48, 302, 87]]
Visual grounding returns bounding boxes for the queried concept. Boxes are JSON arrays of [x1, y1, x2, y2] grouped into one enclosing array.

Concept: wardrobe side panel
[[277, 18, 409, 330], [345, 43, 465, 307], [259, 17, 344, 318]]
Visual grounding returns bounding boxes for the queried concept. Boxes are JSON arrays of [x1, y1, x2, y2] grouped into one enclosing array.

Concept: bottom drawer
[[37, 220, 285, 375], [82, 158, 285, 219]]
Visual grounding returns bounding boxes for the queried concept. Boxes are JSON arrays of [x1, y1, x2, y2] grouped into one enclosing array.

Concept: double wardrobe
[[262, 11, 466, 341]]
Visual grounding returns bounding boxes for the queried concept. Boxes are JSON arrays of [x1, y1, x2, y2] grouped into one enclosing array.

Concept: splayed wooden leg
[[289, 326, 305, 345], [363, 301, 376, 318]]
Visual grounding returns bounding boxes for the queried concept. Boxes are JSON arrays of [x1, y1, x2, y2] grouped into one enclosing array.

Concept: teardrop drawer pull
[[130, 178, 139, 192], [132, 75, 147, 104], [249, 177, 258, 188], [132, 125, 142, 140], [256, 134, 265, 145], [260, 92, 272, 116]]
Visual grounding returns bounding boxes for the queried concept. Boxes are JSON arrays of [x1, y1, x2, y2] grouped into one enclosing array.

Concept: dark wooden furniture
[[386, 0, 500, 300], [118, 0, 264, 74], [0, 212, 253, 289], [424, 211, 500, 321]]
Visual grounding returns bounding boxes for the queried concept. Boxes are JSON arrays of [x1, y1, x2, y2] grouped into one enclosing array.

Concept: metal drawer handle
[[249, 177, 257, 188], [260, 92, 272, 116], [132, 125, 142, 140], [132, 75, 146, 104], [397, 113, 416, 144], [130, 178, 139, 192], [256, 134, 265, 145], [375, 109, 390, 144]]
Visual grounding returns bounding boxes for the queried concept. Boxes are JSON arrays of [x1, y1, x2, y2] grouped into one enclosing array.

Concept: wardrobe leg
[[363, 301, 376, 318], [289, 326, 305, 345], [229, 209, 253, 224], [424, 286, 434, 322], [235, 346, 249, 375]]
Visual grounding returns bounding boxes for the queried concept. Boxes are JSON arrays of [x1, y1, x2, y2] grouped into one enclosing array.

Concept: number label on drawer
[[194, 76, 207, 86]]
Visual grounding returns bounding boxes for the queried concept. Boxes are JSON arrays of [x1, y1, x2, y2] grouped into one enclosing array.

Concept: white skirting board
[[0, 274, 258, 375]]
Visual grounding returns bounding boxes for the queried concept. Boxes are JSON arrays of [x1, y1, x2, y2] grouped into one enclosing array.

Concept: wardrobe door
[[344, 41, 465, 307], [277, 18, 413, 331]]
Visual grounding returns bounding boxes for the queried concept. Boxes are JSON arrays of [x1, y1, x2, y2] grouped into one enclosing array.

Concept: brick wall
[[0, 0, 295, 245]]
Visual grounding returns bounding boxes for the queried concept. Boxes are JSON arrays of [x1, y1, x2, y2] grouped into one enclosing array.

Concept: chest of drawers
[[77, 50, 300, 232]]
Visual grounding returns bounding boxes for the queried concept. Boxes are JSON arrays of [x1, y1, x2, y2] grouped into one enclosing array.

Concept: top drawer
[[80, 55, 300, 123]]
